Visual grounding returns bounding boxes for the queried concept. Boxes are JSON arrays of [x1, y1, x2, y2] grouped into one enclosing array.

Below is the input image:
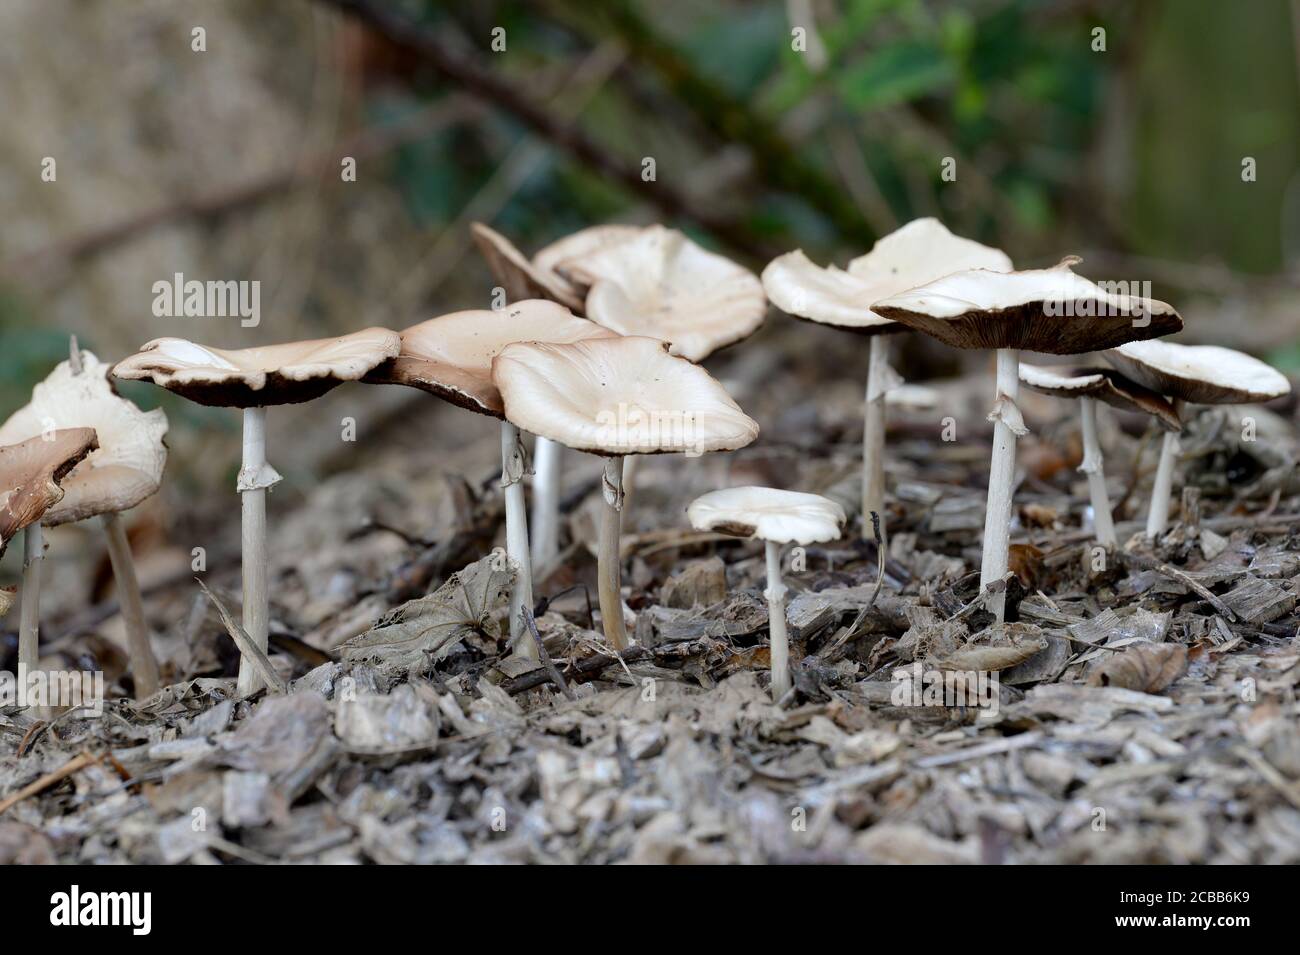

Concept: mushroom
[[873, 257, 1182, 621], [1018, 364, 1180, 549], [471, 222, 643, 567], [0, 345, 169, 697], [364, 300, 618, 656], [1104, 340, 1292, 538], [686, 487, 845, 699], [762, 218, 1012, 537], [0, 428, 98, 680], [112, 328, 400, 694], [492, 336, 759, 650]]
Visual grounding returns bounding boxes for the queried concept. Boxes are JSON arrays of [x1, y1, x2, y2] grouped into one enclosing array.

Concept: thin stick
[[101, 513, 161, 699], [530, 436, 563, 566], [196, 579, 288, 695], [500, 421, 535, 657], [597, 456, 629, 650], [862, 335, 891, 540], [1078, 396, 1117, 549], [18, 523, 43, 679], [980, 349, 1022, 622], [520, 606, 575, 701], [236, 407, 274, 696], [0, 751, 98, 816], [765, 539, 791, 700]]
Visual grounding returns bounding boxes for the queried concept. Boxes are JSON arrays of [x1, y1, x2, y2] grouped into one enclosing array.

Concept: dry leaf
[[1087, 642, 1188, 694]]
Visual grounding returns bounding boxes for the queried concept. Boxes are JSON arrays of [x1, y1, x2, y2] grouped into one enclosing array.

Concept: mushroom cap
[[687, 486, 846, 545], [554, 225, 766, 362], [871, 257, 1183, 354], [0, 352, 169, 525], [1105, 340, 1292, 405], [492, 336, 759, 456], [366, 300, 619, 418], [0, 428, 98, 558], [111, 328, 401, 408], [1019, 364, 1182, 431], [762, 218, 1013, 334]]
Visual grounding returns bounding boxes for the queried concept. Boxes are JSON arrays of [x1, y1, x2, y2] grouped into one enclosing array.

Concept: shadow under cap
[[1019, 364, 1182, 432]]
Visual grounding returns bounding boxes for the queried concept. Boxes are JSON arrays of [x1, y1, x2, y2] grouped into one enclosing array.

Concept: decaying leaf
[[340, 554, 514, 669], [1087, 641, 1188, 694], [935, 630, 1049, 672]]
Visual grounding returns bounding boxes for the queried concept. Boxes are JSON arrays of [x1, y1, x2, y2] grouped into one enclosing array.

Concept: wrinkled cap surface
[[470, 222, 641, 314], [367, 300, 619, 418], [871, 257, 1182, 354], [492, 336, 759, 455], [554, 225, 766, 362], [111, 328, 401, 408], [1019, 363, 1182, 431], [1105, 340, 1292, 405], [0, 428, 98, 558], [762, 218, 1012, 334], [687, 486, 846, 545], [0, 352, 169, 524]]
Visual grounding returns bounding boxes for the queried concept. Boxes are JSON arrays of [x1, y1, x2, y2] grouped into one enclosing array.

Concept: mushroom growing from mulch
[[1018, 364, 1180, 550], [0, 344, 169, 697], [1104, 339, 1292, 538], [873, 256, 1182, 621], [492, 335, 759, 651], [686, 486, 846, 700], [364, 300, 619, 656], [762, 218, 1012, 538], [0, 428, 99, 681], [112, 329, 400, 694]]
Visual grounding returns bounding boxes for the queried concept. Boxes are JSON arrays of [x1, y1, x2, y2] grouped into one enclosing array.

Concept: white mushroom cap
[[492, 336, 759, 455], [871, 257, 1183, 354], [0, 352, 168, 525], [532, 224, 643, 301], [553, 225, 766, 362], [762, 218, 1013, 333], [111, 328, 401, 408], [1019, 363, 1182, 431], [366, 300, 619, 417], [1105, 340, 1292, 405], [687, 486, 846, 545], [0, 428, 98, 558]]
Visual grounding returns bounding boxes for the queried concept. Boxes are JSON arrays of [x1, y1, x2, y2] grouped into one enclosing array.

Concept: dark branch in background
[[316, 0, 771, 259]]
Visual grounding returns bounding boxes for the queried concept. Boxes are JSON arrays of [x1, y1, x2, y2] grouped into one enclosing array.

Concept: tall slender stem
[[237, 407, 272, 696], [1078, 396, 1116, 550], [765, 539, 790, 700], [981, 349, 1021, 623], [102, 512, 161, 698], [1146, 429, 1181, 539], [530, 435, 562, 567], [18, 522, 43, 679], [501, 420, 535, 657], [862, 335, 889, 538], [597, 455, 628, 651]]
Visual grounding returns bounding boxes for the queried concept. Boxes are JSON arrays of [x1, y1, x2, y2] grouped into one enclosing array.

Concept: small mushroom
[[686, 487, 845, 699], [492, 336, 759, 650], [1019, 364, 1180, 549], [113, 328, 400, 694], [0, 428, 98, 680], [471, 222, 642, 567], [365, 300, 618, 656], [873, 257, 1182, 621], [1104, 340, 1292, 538], [762, 218, 1012, 537], [0, 345, 169, 697]]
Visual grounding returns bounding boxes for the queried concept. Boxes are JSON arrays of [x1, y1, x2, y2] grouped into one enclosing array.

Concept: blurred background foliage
[[0, 0, 1297, 471]]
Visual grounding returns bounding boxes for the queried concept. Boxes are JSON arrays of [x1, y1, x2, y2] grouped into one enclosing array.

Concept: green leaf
[[838, 42, 953, 109]]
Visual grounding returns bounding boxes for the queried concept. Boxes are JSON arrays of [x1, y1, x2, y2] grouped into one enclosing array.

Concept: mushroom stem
[[764, 539, 790, 701], [18, 522, 43, 680], [597, 455, 629, 651], [236, 407, 272, 696], [980, 348, 1022, 623], [500, 420, 536, 658], [862, 335, 890, 538], [102, 512, 161, 699], [530, 436, 562, 567], [1077, 396, 1117, 550], [1146, 428, 1181, 539]]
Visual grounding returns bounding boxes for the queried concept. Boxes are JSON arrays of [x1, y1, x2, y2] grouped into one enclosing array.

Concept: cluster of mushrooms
[[1, 218, 1291, 703]]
